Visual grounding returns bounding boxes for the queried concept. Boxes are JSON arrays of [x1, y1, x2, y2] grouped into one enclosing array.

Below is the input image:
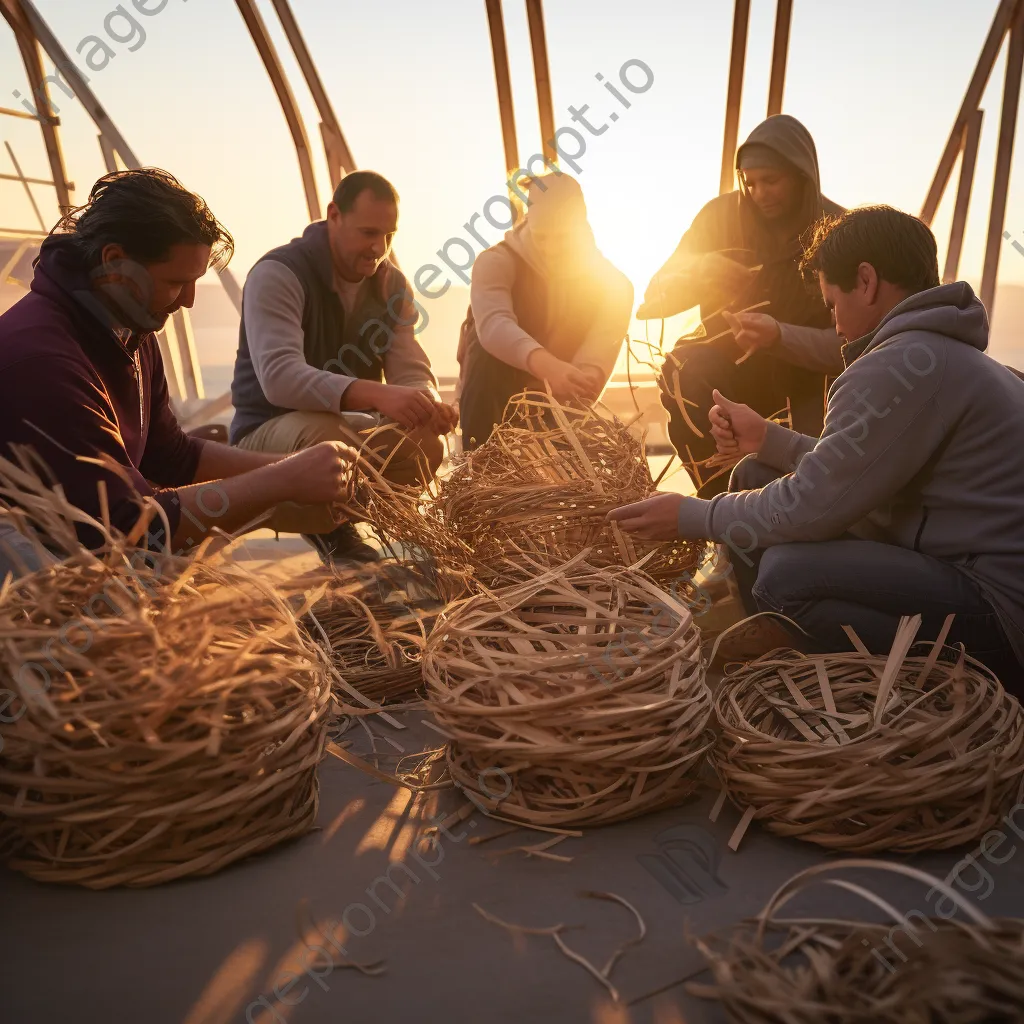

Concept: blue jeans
[[724, 461, 1022, 694]]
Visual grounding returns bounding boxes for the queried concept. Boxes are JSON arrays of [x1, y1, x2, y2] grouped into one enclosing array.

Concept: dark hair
[[332, 170, 399, 212], [801, 205, 939, 293], [56, 168, 234, 270]]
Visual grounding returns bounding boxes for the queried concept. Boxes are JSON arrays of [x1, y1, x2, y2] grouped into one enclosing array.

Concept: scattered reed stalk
[[711, 615, 1024, 853], [688, 859, 1024, 1023], [422, 557, 713, 828]]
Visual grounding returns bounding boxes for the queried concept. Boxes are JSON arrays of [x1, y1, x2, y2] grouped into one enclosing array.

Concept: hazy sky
[[3, 1, 1023, 317]]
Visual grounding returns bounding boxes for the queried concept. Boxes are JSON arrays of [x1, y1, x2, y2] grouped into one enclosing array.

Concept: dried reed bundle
[[422, 558, 713, 827], [0, 452, 332, 888], [689, 859, 1024, 1023], [304, 565, 439, 705], [712, 616, 1024, 853], [348, 393, 706, 594]]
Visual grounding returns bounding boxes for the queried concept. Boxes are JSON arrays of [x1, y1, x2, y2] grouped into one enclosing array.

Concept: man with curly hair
[[0, 169, 357, 574]]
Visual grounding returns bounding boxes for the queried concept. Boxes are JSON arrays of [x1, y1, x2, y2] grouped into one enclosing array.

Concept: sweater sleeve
[[571, 268, 633, 383], [243, 260, 354, 412], [703, 339, 949, 548], [775, 323, 846, 375], [755, 419, 819, 473], [138, 338, 205, 487], [0, 354, 184, 546], [469, 246, 542, 372]]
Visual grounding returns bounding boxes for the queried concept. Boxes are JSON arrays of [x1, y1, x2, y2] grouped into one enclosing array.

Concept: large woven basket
[[711, 616, 1024, 853], [423, 560, 713, 828], [0, 551, 332, 888]]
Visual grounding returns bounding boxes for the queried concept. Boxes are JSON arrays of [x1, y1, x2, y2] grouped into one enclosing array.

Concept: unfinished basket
[[711, 615, 1024, 853], [349, 392, 707, 594], [0, 455, 333, 888], [304, 566, 436, 705], [689, 859, 1024, 1024], [422, 559, 713, 827]]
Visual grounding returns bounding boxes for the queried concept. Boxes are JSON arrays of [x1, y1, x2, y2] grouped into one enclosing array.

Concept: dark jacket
[[0, 236, 203, 547], [647, 114, 844, 328], [229, 221, 412, 444]]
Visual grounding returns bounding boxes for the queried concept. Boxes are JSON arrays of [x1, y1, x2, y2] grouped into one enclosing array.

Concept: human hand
[[357, 382, 440, 430], [721, 310, 780, 360], [528, 349, 594, 403], [278, 441, 358, 505], [607, 492, 693, 541], [701, 252, 760, 296], [709, 389, 767, 457], [429, 401, 460, 435], [575, 363, 606, 401]]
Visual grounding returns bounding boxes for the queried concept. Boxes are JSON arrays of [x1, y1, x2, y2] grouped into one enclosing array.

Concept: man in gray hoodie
[[611, 206, 1024, 690]]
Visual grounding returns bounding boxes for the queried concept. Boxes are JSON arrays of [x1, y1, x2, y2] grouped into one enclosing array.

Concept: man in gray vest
[[231, 170, 456, 562]]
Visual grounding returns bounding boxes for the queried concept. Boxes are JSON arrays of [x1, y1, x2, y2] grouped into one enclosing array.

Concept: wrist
[[526, 347, 559, 378], [340, 379, 383, 412]]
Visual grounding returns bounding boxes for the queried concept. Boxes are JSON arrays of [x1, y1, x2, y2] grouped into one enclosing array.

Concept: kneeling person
[[231, 170, 456, 562], [457, 174, 633, 448], [611, 207, 1024, 691]]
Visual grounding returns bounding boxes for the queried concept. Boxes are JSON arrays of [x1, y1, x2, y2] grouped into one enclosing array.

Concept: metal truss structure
[[1, 0, 1022, 423]]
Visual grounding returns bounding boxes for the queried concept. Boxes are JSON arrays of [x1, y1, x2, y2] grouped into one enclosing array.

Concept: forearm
[[755, 420, 819, 473], [170, 460, 297, 549], [774, 323, 846, 375], [194, 440, 283, 482]]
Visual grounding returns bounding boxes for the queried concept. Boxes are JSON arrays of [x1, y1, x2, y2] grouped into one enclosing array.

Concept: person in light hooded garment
[[457, 173, 633, 449]]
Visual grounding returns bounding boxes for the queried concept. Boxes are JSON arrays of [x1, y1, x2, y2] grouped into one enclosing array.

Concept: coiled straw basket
[[712, 615, 1024, 853], [0, 455, 332, 888], [423, 558, 713, 827], [689, 859, 1024, 1024]]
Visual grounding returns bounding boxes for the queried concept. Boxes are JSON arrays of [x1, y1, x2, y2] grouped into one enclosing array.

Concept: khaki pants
[[238, 410, 443, 535]]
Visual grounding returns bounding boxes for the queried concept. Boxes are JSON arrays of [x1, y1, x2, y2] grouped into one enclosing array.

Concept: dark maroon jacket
[[0, 235, 204, 548]]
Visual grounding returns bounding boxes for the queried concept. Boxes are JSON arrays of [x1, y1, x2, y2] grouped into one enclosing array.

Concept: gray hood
[[846, 282, 990, 364]]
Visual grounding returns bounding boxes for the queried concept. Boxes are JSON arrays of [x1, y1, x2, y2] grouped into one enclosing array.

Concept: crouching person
[[0, 169, 358, 575], [609, 206, 1024, 692], [230, 170, 457, 563], [456, 173, 633, 449]]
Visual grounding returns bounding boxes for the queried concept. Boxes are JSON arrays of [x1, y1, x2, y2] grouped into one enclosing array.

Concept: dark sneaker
[[302, 523, 379, 565]]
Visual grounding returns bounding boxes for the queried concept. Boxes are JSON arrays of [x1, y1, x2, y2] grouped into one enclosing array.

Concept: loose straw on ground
[[688, 858, 1024, 1023], [711, 615, 1024, 853], [423, 557, 713, 828]]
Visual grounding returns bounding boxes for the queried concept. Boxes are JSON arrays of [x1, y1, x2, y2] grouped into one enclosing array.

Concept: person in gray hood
[[640, 114, 846, 496], [611, 206, 1024, 691]]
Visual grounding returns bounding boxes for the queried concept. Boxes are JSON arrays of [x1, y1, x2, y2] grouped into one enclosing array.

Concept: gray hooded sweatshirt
[[677, 282, 1024, 665]]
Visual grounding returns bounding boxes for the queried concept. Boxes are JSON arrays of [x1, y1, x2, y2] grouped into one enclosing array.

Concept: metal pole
[[3, 141, 45, 230], [485, 0, 520, 179], [981, 1, 1024, 313], [525, 0, 557, 165], [720, 0, 751, 195], [269, 0, 357, 190], [766, 0, 794, 117], [15, 0, 242, 318], [921, 0, 1019, 225], [233, 0, 321, 221], [1, 0, 72, 212], [942, 109, 983, 284]]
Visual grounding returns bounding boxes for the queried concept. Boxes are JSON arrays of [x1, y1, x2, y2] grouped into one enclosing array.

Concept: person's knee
[[289, 413, 355, 451], [729, 455, 782, 493], [377, 426, 444, 484], [751, 545, 812, 612]]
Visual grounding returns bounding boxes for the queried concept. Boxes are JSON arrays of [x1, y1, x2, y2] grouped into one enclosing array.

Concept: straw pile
[[711, 616, 1024, 853], [689, 859, 1024, 1023], [422, 559, 713, 827], [350, 392, 707, 595], [0, 454, 332, 888]]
